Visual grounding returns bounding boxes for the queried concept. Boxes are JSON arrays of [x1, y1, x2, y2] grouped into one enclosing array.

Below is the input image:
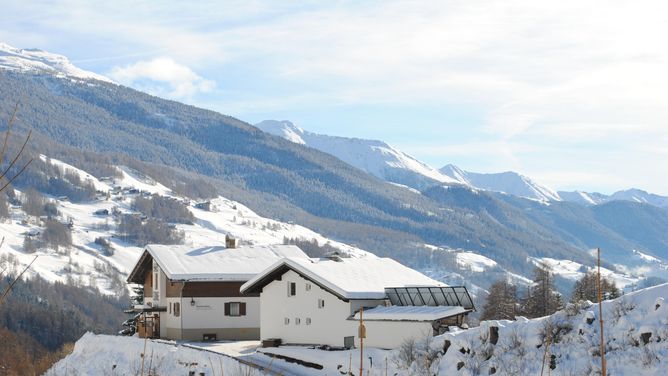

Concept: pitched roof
[[126, 244, 308, 283], [350, 305, 468, 322], [240, 256, 445, 300]]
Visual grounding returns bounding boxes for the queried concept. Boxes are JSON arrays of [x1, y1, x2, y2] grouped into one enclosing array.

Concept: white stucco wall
[[179, 297, 259, 329], [260, 270, 358, 347], [355, 320, 434, 349]]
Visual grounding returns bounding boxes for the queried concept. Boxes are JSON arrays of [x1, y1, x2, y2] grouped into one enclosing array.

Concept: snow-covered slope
[[46, 333, 253, 376], [559, 188, 668, 208], [609, 189, 668, 208], [438, 283, 668, 375], [0, 156, 369, 295], [255, 120, 460, 190], [440, 164, 561, 202], [558, 190, 609, 205], [53, 284, 668, 375], [0, 42, 112, 83]]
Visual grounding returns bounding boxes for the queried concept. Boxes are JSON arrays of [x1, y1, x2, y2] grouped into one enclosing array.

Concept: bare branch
[[0, 158, 33, 193], [0, 255, 38, 305], [0, 129, 32, 182], [0, 101, 19, 167]]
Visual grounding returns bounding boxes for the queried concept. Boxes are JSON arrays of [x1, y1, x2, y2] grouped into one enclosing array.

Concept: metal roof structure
[[385, 286, 475, 311]]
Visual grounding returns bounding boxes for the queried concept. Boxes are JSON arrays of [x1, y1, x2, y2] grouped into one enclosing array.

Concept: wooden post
[[540, 322, 552, 376], [597, 248, 607, 375], [359, 307, 365, 376]]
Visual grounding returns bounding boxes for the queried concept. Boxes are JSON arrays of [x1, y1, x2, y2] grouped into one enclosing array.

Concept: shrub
[[94, 237, 114, 256], [132, 194, 194, 224], [42, 220, 72, 252]]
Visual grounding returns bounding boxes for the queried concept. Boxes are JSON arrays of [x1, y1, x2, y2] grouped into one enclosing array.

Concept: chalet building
[[240, 255, 474, 349], [126, 243, 307, 341]]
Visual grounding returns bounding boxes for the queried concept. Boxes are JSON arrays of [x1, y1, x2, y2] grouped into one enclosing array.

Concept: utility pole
[[597, 248, 607, 375], [359, 307, 366, 376]]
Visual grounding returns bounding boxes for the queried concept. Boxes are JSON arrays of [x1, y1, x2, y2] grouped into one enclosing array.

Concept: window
[[318, 298, 325, 309], [169, 302, 172, 314], [284, 317, 290, 325], [306, 318, 312, 325], [224, 302, 246, 317], [305, 283, 312, 291], [287, 282, 296, 297], [174, 302, 180, 317], [295, 317, 301, 325]]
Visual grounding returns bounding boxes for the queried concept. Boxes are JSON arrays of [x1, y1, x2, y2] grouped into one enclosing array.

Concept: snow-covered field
[[531, 257, 640, 290]]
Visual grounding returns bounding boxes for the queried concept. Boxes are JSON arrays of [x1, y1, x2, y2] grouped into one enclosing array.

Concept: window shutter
[[240, 302, 246, 316], [224, 302, 230, 316]]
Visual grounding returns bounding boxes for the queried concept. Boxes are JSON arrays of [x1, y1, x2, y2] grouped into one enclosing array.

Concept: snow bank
[[46, 333, 258, 376]]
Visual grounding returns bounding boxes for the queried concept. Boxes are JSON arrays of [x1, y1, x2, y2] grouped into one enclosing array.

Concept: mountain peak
[[440, 165, 561, 202], [0, 42, 113, 83], [255, 120, 306, 144], [255, 119, 459, 189]]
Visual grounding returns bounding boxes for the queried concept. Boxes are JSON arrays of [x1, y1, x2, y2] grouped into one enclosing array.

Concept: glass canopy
[[385, 286, 475, 310]]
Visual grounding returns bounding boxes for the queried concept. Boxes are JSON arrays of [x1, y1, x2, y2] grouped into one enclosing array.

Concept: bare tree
[[0, 102, 35, 305]]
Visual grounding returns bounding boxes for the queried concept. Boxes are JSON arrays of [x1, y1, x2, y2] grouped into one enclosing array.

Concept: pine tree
[[525, 262, 563, 318], [571, 271, 620, 303], [481, 279, 518, 321]]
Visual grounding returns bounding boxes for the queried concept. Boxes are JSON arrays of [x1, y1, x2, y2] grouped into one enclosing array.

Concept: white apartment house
[[240, 255, 474, 349], [126, 243, 307, 341]]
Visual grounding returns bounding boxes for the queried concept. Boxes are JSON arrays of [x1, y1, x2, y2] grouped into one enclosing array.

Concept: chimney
[[225, 234, 238, 249]]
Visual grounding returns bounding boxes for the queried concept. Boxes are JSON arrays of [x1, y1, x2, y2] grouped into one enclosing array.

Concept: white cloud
[[4, 1, 668, 193], [108, 58, 215, 98]]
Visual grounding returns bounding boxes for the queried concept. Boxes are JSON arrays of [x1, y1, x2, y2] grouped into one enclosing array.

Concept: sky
[[1, 0, 667, 195]]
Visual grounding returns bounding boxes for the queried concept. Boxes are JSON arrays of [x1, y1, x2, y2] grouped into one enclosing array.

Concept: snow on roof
[[146, 244, 308, 282], [350, 305, 468, 322], [241, 256, 445, 300]]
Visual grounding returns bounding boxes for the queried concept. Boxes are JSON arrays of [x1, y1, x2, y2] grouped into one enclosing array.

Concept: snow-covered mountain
[[255, 120, 460, 190], [0, 42, 112, 82], [559, 188, 668, 208], [440, 164, 561, 202]]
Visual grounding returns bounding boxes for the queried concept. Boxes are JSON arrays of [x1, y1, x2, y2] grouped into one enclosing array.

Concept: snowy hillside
[[0, 42, 112, 83], [0, 155, 369, 295], [255, 120, 460, 190], [51, 284, 668, 375], [440, 164, 561, 202], [437, 283, 668, 375]]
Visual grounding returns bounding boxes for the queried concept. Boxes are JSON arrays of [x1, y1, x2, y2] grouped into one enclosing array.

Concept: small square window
[[295, 317, 301, 325], [306, 318, 312, 325], [284, 317, 290, 325], [305, 283, 312, 291], [225, 302, 246, 316], [318, 298, 325, 309]]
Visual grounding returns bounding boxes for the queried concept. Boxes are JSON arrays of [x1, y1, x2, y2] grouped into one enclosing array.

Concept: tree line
[[481, 263, 621, 321]]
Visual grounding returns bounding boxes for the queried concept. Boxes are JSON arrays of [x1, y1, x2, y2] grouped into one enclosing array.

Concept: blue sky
[[2, 0, 667, 194]]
